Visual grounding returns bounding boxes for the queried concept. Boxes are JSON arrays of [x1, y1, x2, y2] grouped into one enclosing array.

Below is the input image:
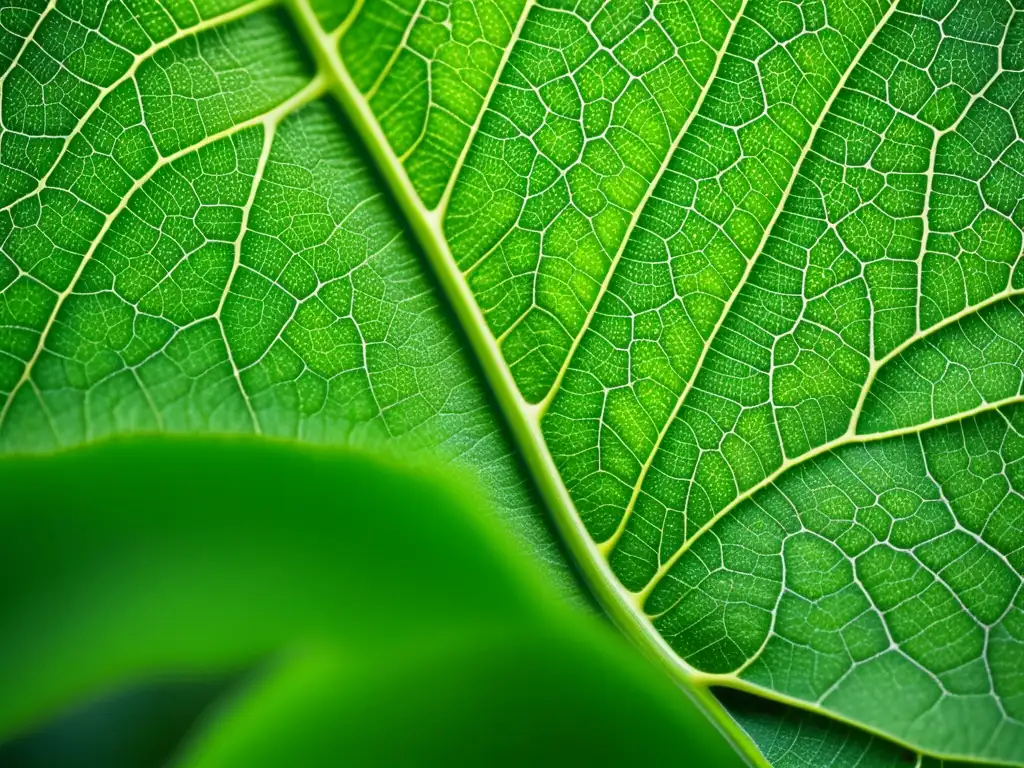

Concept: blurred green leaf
[[0, 436, 751, 766]]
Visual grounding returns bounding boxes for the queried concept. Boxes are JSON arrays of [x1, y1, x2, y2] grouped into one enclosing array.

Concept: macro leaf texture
[[1, 0, 1023, 764]]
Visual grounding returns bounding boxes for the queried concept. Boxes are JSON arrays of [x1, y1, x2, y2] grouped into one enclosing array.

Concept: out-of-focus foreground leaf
[[0, 436, 752, 766]]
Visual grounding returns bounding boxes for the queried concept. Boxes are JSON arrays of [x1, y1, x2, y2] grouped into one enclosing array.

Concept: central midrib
[[232, 2, 1021, 765], [281, 0, 773, 763], [287, 1, 1024, 764]]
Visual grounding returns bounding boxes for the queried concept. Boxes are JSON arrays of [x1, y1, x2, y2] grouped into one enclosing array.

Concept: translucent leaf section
[[0, 0, 276, 208], [465, 0, 1023, 761], [446, 0, 742, 402], [861, 294, 1024, 433], [545, 0, 893, 540], [590, 0, 1024, 598], [1, 7, 312, 430]]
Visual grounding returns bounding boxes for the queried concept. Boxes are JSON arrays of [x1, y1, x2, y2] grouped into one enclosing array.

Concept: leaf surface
[[1, 0, 1022, 763]]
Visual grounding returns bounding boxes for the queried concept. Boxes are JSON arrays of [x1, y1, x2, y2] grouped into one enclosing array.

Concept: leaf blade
[[2, 0, 1023, 763]]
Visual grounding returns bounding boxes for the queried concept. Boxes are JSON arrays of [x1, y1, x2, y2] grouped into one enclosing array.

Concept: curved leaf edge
[[0, 433, 751, 768]]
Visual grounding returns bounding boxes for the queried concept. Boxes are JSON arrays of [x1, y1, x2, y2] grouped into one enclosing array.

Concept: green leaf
[[1, 0, 1022, 764], [0, 435, 752, 766]]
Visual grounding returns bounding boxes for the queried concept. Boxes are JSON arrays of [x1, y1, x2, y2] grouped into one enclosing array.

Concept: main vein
[[281, 1, 770, 763]]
